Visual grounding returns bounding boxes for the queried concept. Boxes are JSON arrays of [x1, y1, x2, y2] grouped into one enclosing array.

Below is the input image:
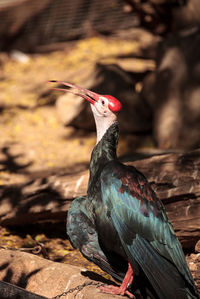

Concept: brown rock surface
[[0, 248, 124, 299]]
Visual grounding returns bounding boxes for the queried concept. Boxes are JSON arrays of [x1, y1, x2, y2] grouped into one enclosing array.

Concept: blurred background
[[0, 0, 199, 290], [0, 0, 199, 180]]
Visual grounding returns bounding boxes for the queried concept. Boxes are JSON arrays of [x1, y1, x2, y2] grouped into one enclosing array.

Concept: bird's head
[[50, 80, 122, 142], [50, 80, 122, 116]]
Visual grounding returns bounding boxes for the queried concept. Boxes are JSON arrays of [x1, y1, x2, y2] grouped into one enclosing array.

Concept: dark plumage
[[51, 80, 199, 299]]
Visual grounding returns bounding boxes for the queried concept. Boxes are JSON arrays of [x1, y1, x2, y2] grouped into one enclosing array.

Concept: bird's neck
[[88, 122, 119, 188], [93, 111, 118, 144]]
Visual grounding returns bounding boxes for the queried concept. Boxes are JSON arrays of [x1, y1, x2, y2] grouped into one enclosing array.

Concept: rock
[[186, 249, 200, 292], [0, 248, 124, 299], [142, 26, 200, 149], [195, 240, 200, 253], [10, 50, 30, 63], [0, 280, 47, 299], [56, 63, 152, 133]]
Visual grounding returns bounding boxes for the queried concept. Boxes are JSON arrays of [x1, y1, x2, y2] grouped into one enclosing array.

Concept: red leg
[[99, 262, 135, 298]]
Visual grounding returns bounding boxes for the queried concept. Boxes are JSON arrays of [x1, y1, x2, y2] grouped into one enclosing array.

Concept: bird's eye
[[101, 100, 105, 105]]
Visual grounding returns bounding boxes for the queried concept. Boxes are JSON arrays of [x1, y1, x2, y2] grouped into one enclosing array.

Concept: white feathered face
[[91, 96, 112, 118]]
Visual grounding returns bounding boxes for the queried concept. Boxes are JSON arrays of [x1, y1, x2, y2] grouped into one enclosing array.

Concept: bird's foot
[[99, 284, 135, 298]]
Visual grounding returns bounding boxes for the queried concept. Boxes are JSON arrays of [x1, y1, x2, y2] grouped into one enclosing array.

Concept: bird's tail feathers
[[127, 236, 199, 299]]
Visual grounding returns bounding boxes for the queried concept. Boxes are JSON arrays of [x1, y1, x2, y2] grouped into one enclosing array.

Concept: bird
[[50, 80, 199, 299]]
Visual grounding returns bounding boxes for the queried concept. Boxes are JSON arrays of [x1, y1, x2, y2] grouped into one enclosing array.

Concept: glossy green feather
[[101, 162, 198, 298]]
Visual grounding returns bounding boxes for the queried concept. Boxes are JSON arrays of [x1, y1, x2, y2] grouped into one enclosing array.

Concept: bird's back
[[100, 161, 199, 298]]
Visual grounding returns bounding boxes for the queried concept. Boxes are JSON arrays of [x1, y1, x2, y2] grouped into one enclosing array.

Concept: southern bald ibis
[[50, 80, 199, 299]]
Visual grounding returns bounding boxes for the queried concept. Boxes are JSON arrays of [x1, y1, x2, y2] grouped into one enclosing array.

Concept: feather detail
[[101, 161, 199, 298]]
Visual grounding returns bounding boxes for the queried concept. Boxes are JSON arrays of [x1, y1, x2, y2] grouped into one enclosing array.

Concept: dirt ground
[[0, 35, 152, 280]]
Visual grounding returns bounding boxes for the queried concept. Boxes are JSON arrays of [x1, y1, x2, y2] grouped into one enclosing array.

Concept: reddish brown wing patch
[[115, 167, 154, 201], [113, 165, 162, 217]]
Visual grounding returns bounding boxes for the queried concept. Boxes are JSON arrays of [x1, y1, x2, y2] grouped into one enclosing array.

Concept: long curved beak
[[49, 80, 100, 105]]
